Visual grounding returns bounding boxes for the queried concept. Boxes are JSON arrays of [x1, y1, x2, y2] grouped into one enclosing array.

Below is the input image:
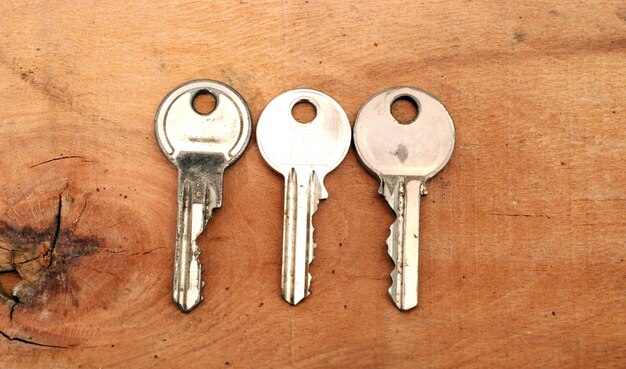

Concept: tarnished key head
[[156, 79, 251, 165], [155, 80, 251, 312], [354, 86, 455, 311], [354, 86, 455, 182], [257, 89, 351, 305]]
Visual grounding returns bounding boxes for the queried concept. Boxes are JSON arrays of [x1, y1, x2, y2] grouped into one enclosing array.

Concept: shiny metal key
[[354, 87, 455, 311], [257, 89, 351, 305], [155, 80, 251, 312]]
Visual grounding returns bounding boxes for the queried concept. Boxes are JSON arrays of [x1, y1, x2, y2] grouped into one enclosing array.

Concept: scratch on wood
[[29, 156, 94, 168], [489, 213, 551, 219], [72, 195, 90, 230]]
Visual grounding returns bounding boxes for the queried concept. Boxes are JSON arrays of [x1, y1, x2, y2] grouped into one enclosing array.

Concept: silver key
[[354, 87, 455, 311], [257, 90, 351, 305], [155, 80, 252, 312]]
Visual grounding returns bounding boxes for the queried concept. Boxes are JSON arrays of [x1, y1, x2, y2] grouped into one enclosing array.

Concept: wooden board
[[0, 1, 624, 368]]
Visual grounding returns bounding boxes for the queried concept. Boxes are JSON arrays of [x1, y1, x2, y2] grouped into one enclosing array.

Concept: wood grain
[[0, 1, 624, 368]]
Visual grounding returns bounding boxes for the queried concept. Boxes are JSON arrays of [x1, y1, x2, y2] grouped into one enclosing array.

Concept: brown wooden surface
[[0, 1, 624, 368]]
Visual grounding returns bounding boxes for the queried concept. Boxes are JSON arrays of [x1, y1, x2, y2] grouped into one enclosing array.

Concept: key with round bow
[[155, 80, 252, 312], [354, 87, 455, 311], [257, 89, 351, 305]]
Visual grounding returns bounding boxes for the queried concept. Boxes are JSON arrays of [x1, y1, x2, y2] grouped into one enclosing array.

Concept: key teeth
[[387, 219, 402, 310], [387, 221, 398, 306], [306, 172, 323, 298], [303, 236, 316, 298], [383, 176, 399, 303], [382, 176, 419, 311]]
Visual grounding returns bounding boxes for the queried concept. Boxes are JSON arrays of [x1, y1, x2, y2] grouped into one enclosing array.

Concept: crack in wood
[[29, 156, 95, 168], [0, 193, 102, 312], [0, 329, 68, 349]]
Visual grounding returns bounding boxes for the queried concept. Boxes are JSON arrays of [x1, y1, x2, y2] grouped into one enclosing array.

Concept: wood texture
[[0, 1, 624, 368]]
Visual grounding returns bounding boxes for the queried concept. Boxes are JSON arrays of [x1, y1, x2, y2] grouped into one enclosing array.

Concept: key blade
[[173, 181, 212, 312], [381, 175, 424, 311], [281, 167, 324, 305], [173, 152, 225, 312]]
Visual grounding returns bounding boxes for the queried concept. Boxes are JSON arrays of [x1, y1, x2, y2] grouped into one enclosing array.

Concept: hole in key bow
[[391, 95, 419, 124], [192, 89, 217, 115], [291, 99, 317, 124]]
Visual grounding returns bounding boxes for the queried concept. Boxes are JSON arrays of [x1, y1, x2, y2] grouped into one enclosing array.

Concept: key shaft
[[282, 167, 324, 305], [382, 175, 426, 311], [173, 152, 226, 312]]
